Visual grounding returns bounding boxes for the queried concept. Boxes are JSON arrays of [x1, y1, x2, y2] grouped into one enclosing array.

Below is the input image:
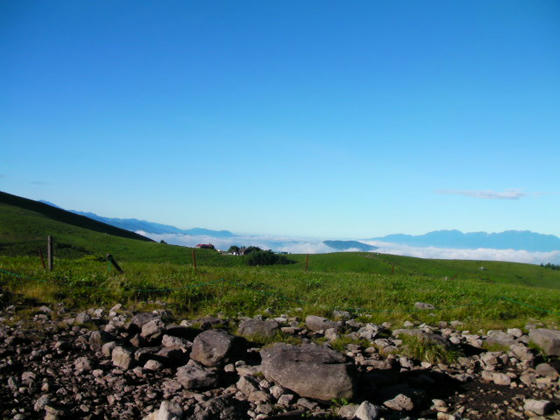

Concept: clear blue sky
[[2, 1, 559, 238]]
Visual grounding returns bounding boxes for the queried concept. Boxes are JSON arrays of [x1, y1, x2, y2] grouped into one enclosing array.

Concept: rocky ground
[[1, 292, 560, 419]]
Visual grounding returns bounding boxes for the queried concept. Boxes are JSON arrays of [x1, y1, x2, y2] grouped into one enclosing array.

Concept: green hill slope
[[1, 191, 560, 290], [0, 192, 241, 266]]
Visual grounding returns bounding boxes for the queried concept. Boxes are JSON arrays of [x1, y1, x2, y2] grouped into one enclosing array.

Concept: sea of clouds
[[136, 231, 560, 265]]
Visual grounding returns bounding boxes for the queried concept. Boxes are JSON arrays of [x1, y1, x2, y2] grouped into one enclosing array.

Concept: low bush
[[246, 250, 295, 266]]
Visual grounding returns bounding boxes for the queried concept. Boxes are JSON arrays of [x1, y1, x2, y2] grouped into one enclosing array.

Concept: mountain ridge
[[374, 229, 560, 252], [39, 201, 234, 238]]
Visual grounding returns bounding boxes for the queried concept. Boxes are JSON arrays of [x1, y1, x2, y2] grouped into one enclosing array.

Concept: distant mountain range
[[37, 201, 560, 254], [324, 240, 378, 252], [374, 230, 560, 252], [39, 201, 234, 238]]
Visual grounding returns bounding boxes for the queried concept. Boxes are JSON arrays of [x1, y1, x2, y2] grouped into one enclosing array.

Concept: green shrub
[[246, 250, 295, 266], [400, 334, 460, 364]]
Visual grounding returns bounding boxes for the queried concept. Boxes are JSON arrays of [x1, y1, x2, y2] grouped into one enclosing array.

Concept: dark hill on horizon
[[38, 201, 234, 238], [375, 229, 560, 252], [1, 191, 152, 242]]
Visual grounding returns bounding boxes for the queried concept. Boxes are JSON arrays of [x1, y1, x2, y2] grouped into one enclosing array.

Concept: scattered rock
[[529, 328, 560, 356], [176, 360, 217, 390], [415, 302, 435, 310], [191, 329, 234, 367], [141, 318, 165, 342], [524, 399, 554, 416], [143, 400, 183, 420], [260, 342, 354, 401], [238, 319, 280, 338], [305, 315, 339, 332], [486, 330, 516, 347], [536, 362, 559, 379], [354, 401, 379, 419], [338, 404, 359, 419], [383, 393, 414, 411], [112, 346, 133, 369]]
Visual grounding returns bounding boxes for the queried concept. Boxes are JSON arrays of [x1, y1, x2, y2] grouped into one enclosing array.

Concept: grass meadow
[[1, 253, 559, 332], [1, 198, 560, 332]]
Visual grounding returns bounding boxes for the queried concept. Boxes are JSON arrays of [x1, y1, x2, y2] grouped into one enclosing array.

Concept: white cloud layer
[[364, 240, 560, 265], [137, 231, 560, 265], [437, 189, 526, 200]]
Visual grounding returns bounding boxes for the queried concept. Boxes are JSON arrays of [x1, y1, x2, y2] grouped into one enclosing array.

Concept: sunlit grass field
[[1, 254, 559, 332], [2, 196, 560, 331]]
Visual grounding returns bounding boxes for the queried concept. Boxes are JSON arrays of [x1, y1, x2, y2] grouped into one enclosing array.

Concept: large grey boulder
[[305, 315, 340, 332], [176, 360, 218, 390], [238, 319, 279, 338], [191, 329, 234, 366], [260, 343, 354, 401], [529, 328, 560, 356]]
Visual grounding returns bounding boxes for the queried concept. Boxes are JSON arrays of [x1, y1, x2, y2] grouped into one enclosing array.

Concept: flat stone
[[529, 329, 560, 356], [143, 400, 183, 420], [236, 375, 259, 396], [130, 312, 157, 331], [486, 330, 516, 347], [524, 399, 554, 416], [354, 401, 379, 419], [161, 334, 191, 349], [305, 315, 339, 332], [338, 404, 359, 419], [112, 346, 133, 370], [384, 393, 414, 411], [141, 319, 165, 341], [510, 343, 534, 361], [176, 360, 217, 390], [260, 342, 354, 401], [492, 373, 511, 386], [414, 302, 435, 310], [536, 363, 559, 379], [191, 329, 234, 366], [144, 360, 163, 371], [238, 319, 280, 338]]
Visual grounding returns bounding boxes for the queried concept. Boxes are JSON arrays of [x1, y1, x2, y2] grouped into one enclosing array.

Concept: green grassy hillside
[[0, 193, 241, 266], [1, 192, 560, 330], [0, 191, 151, 242], [1, 192, 560, 290]]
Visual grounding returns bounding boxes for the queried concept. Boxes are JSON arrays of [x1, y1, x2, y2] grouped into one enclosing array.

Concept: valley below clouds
[[137, 231, 560, 265]]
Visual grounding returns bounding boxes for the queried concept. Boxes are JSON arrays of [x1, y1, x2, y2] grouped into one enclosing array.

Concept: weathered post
[[106, 254, 124, 273], [39, 248, 46, 270], [192, 249, 197, 273], [305, 254, 309, 272], [47, 235, 53, 271]]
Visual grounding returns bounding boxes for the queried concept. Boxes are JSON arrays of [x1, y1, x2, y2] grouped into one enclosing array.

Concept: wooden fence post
[[192, 249, 197, 273], [47, 235, 53, 271], [39, 248, 46, 270], [106, 254, 124, 273]]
